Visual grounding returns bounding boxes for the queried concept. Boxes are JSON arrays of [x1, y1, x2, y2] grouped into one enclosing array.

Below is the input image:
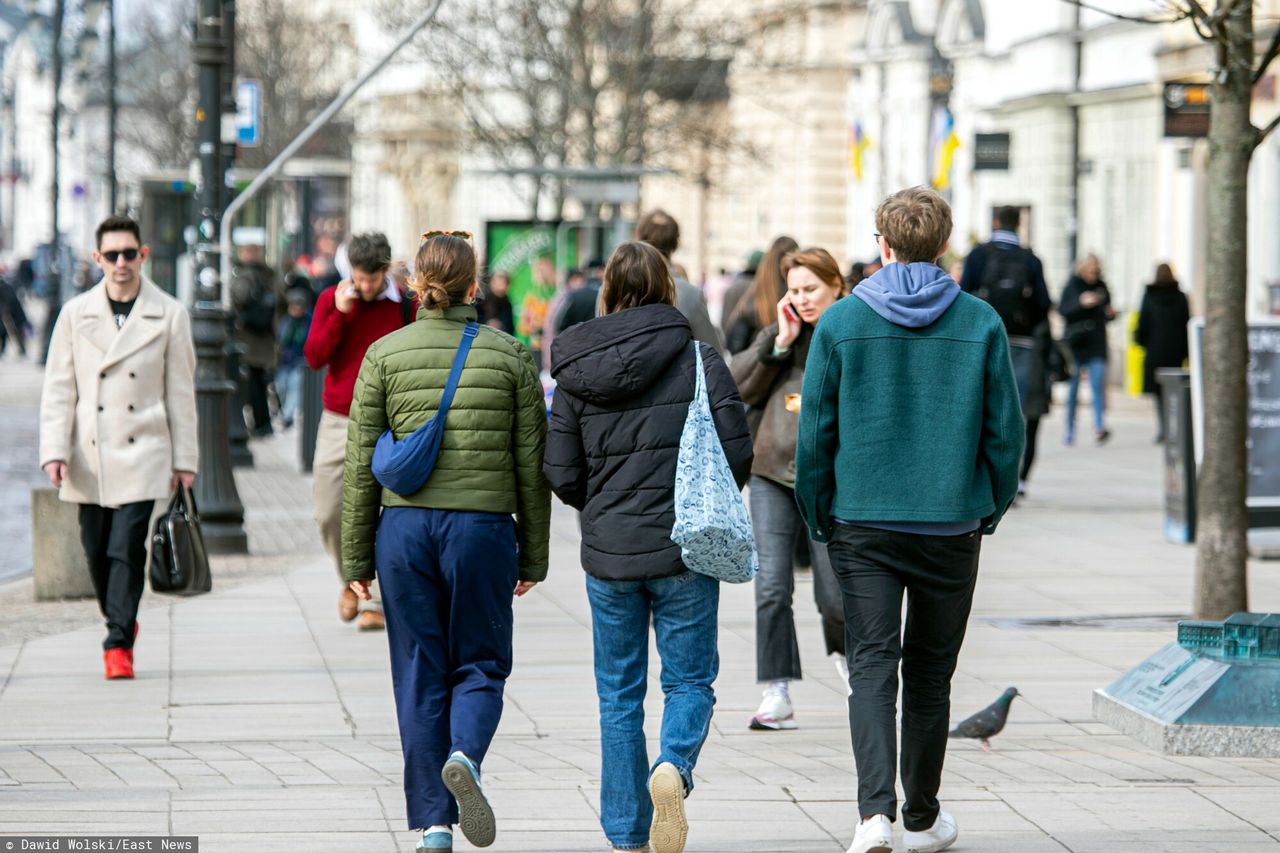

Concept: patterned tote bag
[[671, 342, 758, 583]]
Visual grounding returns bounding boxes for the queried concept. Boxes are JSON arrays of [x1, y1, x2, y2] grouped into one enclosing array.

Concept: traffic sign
[[236, 79, 262, 147]]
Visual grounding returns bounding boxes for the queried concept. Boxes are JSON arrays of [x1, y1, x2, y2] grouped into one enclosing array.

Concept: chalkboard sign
[[1189, 319, 1280, 524]]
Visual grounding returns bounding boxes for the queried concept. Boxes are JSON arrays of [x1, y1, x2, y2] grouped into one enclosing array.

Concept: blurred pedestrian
[[731, 247, 848, 731], [719, 250, 761, 328], [342, 232, 550, 853], [38, 215, 197, 680], [544, 241, 752, 853], [480, 270, 515, 334], [556, 264, 602, 333], [0, 271, 30, 357], [724, 236, 798, 356], [542, 268, 587, 372], [304, 232, 413, 633], [636, 209, 724, 353], [1060, 253, 1116, 445], [1135, 263, 1191, 443], [796, 188, 1022, 853], [275, 287, 312, 430], [1020, 319, 1062, 495], [230, 237, 281, 437]]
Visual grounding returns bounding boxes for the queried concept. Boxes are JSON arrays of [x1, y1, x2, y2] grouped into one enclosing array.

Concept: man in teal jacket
[[795, 186, 1022, 853]]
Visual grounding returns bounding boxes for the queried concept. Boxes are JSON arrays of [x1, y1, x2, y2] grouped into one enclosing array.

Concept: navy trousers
[[375, 507, 519, 829]]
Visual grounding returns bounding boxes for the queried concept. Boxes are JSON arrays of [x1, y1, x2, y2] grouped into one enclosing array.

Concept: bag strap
[[436, 321, 480, 422], [692, 340, 707, 402]]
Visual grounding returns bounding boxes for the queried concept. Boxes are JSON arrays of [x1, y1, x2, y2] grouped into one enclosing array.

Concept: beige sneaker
[[648, 762, 687, 853], [357, 610, 385, 631]]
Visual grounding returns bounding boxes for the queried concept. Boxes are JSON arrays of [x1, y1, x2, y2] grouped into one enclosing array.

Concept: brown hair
[[746, 235, 799, 327], [1155, 263, 1177, 285], [781, 247, 846, 294], [410, 234, 476, 310], [95, 214, 141, 249], [635, 210, 680, 258], [600, 241, 676, 314], [875, 186, 953, 264], [348, 232, 392, 273]]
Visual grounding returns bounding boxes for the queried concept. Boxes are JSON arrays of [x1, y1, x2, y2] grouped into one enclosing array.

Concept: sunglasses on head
[[103, 248, 139, 263], [420, 229, 473, 241]]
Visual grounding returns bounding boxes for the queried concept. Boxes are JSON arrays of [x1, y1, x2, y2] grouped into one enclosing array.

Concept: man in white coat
[[39, 215, 198, 680]]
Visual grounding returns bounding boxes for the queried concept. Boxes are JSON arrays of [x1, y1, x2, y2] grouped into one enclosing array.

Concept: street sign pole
[[191, 0, 247, 553]]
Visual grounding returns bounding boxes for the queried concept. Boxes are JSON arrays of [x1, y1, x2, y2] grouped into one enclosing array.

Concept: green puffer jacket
[[341, 304, 551, 582]]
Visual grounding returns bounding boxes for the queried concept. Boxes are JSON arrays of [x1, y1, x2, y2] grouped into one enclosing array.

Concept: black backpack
[[975, 246, 1037, 337]]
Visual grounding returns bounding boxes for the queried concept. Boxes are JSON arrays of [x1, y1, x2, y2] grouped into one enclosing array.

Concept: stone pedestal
[[30, 488, 95, 601], [1094, 629, 1280, 757]]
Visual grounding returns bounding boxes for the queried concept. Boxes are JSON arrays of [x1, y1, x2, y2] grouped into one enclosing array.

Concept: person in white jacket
[[39, 215, 198, 680]]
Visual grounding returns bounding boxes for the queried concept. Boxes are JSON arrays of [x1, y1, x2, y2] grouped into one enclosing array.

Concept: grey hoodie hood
[[852, 262, 960, 329]]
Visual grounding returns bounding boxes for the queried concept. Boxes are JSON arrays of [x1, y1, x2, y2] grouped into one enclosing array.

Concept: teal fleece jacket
[[795, 265, 1024, 541]]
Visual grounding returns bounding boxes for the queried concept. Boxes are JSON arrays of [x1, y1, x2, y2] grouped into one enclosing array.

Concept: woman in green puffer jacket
[[341, 232, 550, 853]]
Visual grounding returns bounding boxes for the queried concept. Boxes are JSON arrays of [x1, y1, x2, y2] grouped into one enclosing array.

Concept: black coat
[[1135, 282, 1191, 393], [1059, 275, 1113, 362], [544, 303, 753, 581]]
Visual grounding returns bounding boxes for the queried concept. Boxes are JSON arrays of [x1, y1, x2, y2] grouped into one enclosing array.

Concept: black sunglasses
[[103, 248, 139, 263]]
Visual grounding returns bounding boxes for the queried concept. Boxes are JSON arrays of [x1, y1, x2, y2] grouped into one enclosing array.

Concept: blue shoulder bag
[[370, 321, 479, 497]]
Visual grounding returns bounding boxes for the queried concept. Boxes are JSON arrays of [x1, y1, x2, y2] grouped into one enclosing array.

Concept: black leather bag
[[149, 487, 212, 595]]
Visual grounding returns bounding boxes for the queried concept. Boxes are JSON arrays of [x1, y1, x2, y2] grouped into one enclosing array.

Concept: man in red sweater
[[304, 232, 414, 631]]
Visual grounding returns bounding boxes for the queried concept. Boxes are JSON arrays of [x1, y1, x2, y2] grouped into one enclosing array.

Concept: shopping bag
[[671, 342, 758, 583]]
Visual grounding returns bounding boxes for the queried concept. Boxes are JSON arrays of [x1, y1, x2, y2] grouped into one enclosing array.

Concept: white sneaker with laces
[[904, 810, 958, 853], [846, 815, 893, 853], [749, 682, 797, 730]]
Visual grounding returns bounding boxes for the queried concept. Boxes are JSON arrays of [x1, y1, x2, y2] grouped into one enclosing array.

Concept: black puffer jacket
[[544, 303, 753, 581]]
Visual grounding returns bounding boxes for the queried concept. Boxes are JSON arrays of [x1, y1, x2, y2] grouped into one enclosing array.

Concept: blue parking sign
[[236, 80, 261, 147]]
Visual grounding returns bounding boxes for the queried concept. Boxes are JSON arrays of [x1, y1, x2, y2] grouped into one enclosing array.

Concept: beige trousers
[[313, 410, 380, 611]]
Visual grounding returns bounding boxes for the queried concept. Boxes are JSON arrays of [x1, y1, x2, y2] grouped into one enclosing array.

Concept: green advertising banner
[[485, 221, 576, 360]]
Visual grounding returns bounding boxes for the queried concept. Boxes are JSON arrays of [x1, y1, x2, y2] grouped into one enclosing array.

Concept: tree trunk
[[1194, 1, 1253, 619]]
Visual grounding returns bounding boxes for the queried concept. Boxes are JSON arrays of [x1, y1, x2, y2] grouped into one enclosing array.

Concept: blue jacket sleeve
[[794, 322, 842, 542], [980, 324, 1026, 534]]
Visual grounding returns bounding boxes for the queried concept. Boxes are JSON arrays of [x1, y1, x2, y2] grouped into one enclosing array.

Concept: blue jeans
[[585, 571, 720, 849], [1066, 355, 1107, 435], [276, 364, 302, 426], [375, 507, 519, 829]]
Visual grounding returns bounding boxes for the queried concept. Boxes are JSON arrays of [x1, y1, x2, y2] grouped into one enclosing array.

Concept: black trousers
[[79, 501, 156, 650], [1021, 416, 1041, 482], [245, 366, 273, 435], [827, 524, 981, 831]]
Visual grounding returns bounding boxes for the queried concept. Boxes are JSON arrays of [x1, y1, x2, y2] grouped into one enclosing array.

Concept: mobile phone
[[781, 302, 800, 324]]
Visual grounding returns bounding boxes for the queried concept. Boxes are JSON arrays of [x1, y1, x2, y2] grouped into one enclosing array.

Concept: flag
[[850, 122, 872, 182], [930, 108, 960, 192]]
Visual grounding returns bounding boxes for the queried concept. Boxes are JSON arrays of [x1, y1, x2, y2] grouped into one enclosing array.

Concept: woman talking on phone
[[730, 247, 849, 731]]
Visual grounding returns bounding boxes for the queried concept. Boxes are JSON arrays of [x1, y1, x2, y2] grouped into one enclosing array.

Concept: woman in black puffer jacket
[[544, 241, 752, 853]]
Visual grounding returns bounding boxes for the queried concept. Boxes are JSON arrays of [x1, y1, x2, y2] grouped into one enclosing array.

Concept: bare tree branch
[[1256, 112, 1280, 147], [1058, 0, 1191, 25], [1254, 26, 1280, 84]]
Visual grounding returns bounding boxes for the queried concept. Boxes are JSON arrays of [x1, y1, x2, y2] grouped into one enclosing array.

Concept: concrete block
[[30, 488, 94, 601]]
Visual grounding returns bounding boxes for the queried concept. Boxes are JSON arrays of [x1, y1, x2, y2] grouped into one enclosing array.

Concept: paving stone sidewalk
[[1, 350, 1278, 852]]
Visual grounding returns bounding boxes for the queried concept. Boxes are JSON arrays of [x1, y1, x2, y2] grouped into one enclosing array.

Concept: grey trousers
[[313, 410, 380, 611], [749, 475, 844, 682]]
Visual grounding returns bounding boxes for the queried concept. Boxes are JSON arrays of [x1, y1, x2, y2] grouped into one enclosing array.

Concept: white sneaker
[[832, 653, 852, 696], [904, 811, 958, 853], [847, 815, 893, 853], [749, 682, 797, 730]]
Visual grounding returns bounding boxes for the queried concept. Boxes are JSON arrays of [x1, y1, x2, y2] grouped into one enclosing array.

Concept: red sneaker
[[104, 648, 134, 680]]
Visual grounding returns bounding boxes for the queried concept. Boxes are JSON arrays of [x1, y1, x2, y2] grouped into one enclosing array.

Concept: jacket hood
[[851, 262, 960, 328], [550, 303, 692, 404]]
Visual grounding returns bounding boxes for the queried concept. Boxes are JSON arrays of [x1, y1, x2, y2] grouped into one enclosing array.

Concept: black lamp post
[[191, 0, 247, 553]]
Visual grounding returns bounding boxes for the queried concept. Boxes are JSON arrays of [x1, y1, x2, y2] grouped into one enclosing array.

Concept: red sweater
[[304, 285, 413, 416]]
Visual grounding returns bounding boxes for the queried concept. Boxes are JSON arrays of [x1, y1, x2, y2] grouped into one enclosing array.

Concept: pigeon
[[949, 687, 1019, 752]]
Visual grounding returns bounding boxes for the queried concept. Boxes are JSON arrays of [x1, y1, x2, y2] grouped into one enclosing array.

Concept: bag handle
[[435, 321, 479, 424], [692, 340, 706, 402]]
